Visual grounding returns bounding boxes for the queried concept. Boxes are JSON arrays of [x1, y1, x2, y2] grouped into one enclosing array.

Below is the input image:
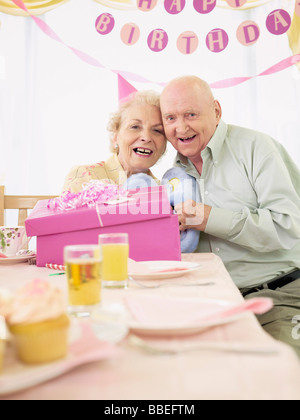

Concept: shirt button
[[205, 191, 209, 195], [214, 161, 218, 165], [215, 247, 220, 252]]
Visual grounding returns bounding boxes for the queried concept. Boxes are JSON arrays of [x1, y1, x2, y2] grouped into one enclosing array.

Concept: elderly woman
[[62, 90, 167, 193]]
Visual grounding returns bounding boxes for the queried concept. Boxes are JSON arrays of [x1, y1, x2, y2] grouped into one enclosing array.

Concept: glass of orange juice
[[64, 244, 102, 317], [99, 233, 129, 289]]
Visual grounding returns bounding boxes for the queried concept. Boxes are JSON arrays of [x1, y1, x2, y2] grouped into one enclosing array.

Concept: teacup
[[0, 227, 26, 257]]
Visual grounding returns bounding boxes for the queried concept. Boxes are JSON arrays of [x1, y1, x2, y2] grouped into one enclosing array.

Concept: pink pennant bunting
[[117, 73, 138, 103]]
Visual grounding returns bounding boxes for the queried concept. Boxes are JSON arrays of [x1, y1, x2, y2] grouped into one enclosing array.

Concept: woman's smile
[[133, 147, 154, 157]]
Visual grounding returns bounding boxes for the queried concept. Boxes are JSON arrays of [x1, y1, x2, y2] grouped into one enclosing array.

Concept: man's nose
[[175, 119, 189, 135]]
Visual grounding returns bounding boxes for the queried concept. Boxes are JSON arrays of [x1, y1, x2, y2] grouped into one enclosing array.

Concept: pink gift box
[[25, 186, 181, 267]]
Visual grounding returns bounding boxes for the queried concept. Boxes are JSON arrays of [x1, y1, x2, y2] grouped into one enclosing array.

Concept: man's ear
[[214, 100, 222, 123]]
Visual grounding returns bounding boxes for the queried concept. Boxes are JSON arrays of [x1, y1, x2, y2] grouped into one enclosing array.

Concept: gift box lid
[[25, 186, 173, 237]]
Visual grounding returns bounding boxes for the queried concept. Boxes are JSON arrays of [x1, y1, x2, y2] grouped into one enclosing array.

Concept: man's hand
[[175, 200, 212, 232]]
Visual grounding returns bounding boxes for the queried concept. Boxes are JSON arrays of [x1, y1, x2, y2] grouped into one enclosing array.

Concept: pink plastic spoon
[[199, 297, 273, 323]]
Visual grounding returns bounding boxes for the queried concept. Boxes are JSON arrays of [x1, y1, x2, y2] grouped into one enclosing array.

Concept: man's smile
[[178, 135, 196, 143]]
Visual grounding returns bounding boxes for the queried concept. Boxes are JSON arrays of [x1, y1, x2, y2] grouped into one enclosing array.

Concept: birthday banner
[[95, 1, 294, 53], [9, 0, 300, 88]]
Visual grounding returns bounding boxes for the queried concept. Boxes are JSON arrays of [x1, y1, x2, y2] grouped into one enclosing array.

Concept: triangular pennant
[[118, 73, 138, 104]]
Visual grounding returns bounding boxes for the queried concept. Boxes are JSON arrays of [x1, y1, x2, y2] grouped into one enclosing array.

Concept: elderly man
[[160, 75, 300, 356]]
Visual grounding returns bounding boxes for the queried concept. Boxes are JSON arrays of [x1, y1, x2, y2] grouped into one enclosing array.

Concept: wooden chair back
[[0, 185, 57, 226]]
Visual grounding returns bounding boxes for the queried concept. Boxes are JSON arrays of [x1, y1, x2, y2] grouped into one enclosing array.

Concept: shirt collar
[[207, 119, 227, 162]]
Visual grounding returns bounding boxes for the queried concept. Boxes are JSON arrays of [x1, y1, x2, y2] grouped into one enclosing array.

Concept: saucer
[[129, 261, 202, 280], [0, 255, 35, 265], [0, 320, 125, 396]]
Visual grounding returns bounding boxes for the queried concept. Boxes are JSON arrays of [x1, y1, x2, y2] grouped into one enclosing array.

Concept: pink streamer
[[12, 0, 105, 70], [47, 180, 128, 212], [258, 55, 300, 76], [210, 55, 300, 88], [111, 69, 158, 84], [210, 76, 251, 89], [32, 15, 63, 42], [11, 0, 300, 89]]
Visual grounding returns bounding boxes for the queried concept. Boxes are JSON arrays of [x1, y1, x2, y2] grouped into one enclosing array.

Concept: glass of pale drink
[[64, 244, 102, 317], [99, 233, 129, 289]]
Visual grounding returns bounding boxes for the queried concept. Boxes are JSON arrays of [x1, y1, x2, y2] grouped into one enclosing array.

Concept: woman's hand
[[174, 200, 212, 232]]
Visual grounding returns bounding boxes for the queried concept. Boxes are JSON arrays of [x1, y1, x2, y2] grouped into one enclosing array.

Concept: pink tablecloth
[[1, 253, 300, 400]]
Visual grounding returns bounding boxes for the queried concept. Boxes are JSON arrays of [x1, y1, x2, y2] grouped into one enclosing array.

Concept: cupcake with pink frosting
[[0, 288, 13, 318], [6, 279, 70, 364]]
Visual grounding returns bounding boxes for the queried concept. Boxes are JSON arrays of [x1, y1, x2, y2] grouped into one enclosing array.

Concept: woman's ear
[[112, 133, 119, 152]]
